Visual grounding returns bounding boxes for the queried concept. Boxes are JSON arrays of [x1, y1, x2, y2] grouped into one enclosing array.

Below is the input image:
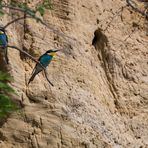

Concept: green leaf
[[0, 111, 6, 118], [0, 94, 10, 106], [43, 0, 52, 9], [0, 4, 3, 10], [0, 0, 2, 5], [37, 6, 45, 16], [10, 0, 18, 7], [0, 71, 18, 119], [0, 10, 4, 16], [10, 1, 35, 16], [0, 71, 12, 81], [36, 0, 52, 14], [0, 82, 14, 93], [0, 94, 18, 118]]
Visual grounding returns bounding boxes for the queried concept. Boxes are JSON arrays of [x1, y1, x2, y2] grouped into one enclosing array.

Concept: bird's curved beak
[[0, 27, 5, 32], [48, 50, 60, 56], [53, 50, 60, 56], [54, 49, 60, 52]]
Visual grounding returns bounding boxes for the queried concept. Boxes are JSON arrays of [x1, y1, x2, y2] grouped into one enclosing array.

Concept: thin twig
[[3, 16, 32, 29], [1, 4, 77, 45], [7, 45, 45, 70], [124, 13, 143, 41], [43, 69, 54, 86], [126, 0, 148, 17], [1, 4, 36, 16], [104, 5, 127, 32], [0, 9, 25, 27]]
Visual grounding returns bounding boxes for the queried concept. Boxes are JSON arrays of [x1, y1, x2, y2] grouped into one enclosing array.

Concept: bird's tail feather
[[4, 47, 8, 64], [28, 65, 43, 85], [28, 72, 37, 85]]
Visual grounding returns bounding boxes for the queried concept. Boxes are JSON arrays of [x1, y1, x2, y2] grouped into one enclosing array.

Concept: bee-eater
[[0, 28, 8, 64], [28, 49, 59, 84]]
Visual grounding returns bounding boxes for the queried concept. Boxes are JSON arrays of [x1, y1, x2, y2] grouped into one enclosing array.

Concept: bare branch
[[7, 45, 55, 86], [104, 5, 127, 32], [7, 45, 45, 70], [1, 4, 35, 16], [1, 4, 77, 45], [3, 16, 32, 29], [126, 0, 148, 17], [124, 15, 143, 41]]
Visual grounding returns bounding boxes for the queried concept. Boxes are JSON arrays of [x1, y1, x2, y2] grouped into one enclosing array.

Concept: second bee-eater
[[28, 49, 59, 84], [0, 28, 8, 64]]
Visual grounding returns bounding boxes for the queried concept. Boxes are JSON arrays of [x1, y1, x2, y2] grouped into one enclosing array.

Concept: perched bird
[[28, 49, 59, 85], [0, 28, 8, 64]]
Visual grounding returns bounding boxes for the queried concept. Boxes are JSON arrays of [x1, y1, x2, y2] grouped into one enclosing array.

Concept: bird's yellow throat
[[48, 52, 56, 56], [0, 31, 4, 34]]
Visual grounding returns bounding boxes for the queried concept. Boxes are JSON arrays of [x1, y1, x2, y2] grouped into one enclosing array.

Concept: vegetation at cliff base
[[0, 71, 18, 118]]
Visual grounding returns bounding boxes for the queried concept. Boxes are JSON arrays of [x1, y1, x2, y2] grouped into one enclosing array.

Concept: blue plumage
[[40, 54, 53, 67], [0, 29, 8, 64], [28, 49, 59, 84], [0, 33, 8, 47]]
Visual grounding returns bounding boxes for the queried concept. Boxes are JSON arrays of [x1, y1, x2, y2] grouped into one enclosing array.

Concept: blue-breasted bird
[[0, 28, 8, 64], [28, 49, 59, 85]]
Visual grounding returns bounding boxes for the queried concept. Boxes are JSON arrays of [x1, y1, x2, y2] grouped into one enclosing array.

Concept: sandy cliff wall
[[0, 0, 148, 148]]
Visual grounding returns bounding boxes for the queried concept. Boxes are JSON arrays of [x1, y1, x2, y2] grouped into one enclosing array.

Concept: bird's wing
[[30, 53, 46, 75], [0, 34, 8, 46], [38, 53, 46, 61], [4, 47, 8, 64], [6, 34, 8, 43], [28, 64, 43, 84]]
